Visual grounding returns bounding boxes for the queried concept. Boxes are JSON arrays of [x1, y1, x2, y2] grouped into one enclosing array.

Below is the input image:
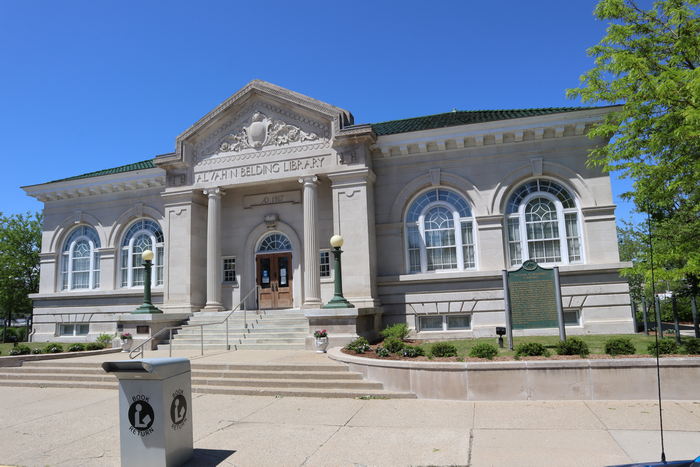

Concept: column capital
[[203, 187, 225, 198], [298, 175, 319, 186]]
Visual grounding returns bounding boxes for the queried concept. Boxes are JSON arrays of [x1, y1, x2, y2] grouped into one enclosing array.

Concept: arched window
[[61, 226, 100, 290], [120, 219, 164, 287], [505, 179, 582, 266], [405, 188, 476, 274], [257, 233, 292, 253]]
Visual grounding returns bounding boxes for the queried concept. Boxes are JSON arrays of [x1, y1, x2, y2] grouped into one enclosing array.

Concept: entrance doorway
[[255, 233, 293, 309]]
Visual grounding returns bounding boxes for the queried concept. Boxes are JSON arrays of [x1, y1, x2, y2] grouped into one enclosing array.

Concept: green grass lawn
[[416, 334, 693, 358], [0, 342, 65, 355]]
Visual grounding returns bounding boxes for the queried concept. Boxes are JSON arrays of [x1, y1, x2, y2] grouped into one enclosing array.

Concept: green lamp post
[[323, 235, 354, 309], [133, 249, 162, 314]]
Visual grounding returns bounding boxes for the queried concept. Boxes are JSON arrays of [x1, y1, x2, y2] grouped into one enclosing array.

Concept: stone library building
[[23, 80, 632, 347]]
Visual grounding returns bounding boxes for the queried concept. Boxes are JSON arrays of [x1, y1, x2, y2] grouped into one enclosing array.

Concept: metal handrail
[[129, 285, 260, 359]]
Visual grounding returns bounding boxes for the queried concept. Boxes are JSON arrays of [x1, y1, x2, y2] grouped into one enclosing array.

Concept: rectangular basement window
[[59, 324, 89, 336], [564, 309, 581, 326], [418, 314, 471, 331]]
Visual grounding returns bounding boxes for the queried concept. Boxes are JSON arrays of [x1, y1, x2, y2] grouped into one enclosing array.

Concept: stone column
[[203, 187, 224, 311], [299, 176, 322, 308]]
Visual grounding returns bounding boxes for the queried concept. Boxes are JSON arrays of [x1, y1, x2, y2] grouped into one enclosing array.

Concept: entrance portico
[[175, 81, 378, 314]]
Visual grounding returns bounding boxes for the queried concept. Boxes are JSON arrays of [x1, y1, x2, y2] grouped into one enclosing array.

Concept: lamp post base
[[322, 296, 354, 309], [133, 303, 163, 314]]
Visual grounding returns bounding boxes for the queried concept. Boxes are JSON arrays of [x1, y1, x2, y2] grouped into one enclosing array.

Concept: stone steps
[[0, 361, 416, 399], [162, 308, 309, 352]]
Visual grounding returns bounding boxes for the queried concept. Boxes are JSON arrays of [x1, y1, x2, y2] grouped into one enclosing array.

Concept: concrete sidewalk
[[1, 386, 699, 466]]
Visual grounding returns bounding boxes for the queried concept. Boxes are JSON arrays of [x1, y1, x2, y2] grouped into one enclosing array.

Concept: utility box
[[102, 358, 193, 467]]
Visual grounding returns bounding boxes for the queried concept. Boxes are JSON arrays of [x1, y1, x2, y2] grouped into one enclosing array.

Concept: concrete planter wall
[[328, 348, 700, 401], [0, 347, 121, 368]]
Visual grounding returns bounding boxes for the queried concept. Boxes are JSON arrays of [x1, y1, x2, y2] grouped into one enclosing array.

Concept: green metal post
[[322, 246, 354, 309], [134, 259, 162, 314]]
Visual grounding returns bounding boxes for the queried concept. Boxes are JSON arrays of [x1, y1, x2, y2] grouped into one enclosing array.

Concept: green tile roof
[[47, 159, 156, 184], [370, 107, 606, 136]]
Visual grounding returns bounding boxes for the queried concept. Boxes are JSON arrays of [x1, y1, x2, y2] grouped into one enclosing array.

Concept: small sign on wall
[[243, 190, 301, 209]]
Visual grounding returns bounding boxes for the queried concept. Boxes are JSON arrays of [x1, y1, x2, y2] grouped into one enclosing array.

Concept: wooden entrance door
[[256, 252, 293, 309]]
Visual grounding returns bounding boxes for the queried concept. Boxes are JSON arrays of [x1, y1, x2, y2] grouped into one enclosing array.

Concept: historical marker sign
[[508, 260, 559, 330]]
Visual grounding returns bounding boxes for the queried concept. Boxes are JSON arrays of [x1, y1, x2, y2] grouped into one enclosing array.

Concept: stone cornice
[[23, 168, 166, 203], [370, 108, 612, 159]]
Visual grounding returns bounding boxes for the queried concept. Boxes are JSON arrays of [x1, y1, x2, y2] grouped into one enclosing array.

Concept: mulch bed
[[340, 344, 699, 363]]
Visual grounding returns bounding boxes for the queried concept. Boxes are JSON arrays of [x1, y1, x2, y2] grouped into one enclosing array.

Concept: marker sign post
[[503, 260, 566, 342]]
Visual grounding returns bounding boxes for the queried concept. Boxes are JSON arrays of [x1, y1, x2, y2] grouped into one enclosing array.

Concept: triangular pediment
[[172, 80, 353, 167]]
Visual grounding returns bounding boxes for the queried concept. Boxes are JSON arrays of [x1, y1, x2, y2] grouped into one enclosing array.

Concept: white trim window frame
[[120, 219, 164, 288], [58, 323, 89, 336], [222, 256, 237, 283], [60, 226, 100, 291], [505, 179, 584, 267], [404, 188, 477, 274], [319, 249, 331, 278], [417, 314, 472, 331]]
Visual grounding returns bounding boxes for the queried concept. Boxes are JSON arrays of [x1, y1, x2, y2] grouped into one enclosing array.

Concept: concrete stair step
[[190, 363, 349, 372], [190, 378, 383, 390], [0, 367, 105, 375], [192, 385, 416, 399], [0, 379, 414, 399], [0, 373, 117, 383], [191, 370, 362, 380], [161, 343, 306, 351], [173, 338, 306, 344], [0, 372, 378, 389], [0, 380, 118, 390]]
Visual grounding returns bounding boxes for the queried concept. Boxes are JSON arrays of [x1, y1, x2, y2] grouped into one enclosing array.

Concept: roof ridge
[[370, 105, 615, 136], [370, 105, 608, 126], [45, 159, 156, 184]]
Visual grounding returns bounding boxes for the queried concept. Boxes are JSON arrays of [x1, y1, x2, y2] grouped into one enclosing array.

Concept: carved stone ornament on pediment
[[218, 112, 320, 153]]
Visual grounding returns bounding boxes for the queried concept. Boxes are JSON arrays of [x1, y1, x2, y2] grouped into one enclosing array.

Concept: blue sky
[[0, 0, 636, 223]]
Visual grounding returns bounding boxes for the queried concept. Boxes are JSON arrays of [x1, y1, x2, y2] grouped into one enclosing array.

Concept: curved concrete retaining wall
[[0, 348, 121, 367], [328, 348, 700, 400]]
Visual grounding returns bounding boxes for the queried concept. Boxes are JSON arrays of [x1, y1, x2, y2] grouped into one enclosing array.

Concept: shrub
[[604, 337, 636, 356], [375, 346, 390, 357], [402, 345, 425, 358], [31, 348, 43, 354], [86, 342, 104, 351], [469, 342, 499, 360], [96, 334, 114, 347], [555, 337, 590, 357], [515, 342, 550, 358], [430, 342, 458, 358], [68, 343, 86, 352], [683, 338, 700, 354], [44, 343, 63, 353], [380, 323, 409, 341], [9, 344, 31, 356], [647, 339, 679, 356], [345, 337, 370, 354], [383, 337, 405, 353]]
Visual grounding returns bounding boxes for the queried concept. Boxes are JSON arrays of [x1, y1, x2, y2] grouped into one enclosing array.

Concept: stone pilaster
[[203, 187, 224, 311], [327, 168, 380, 308], [299, 176, 322, 308]]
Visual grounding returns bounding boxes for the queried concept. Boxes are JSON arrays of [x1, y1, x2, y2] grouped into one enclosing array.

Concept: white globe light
[[330, 235, 344, 248], [142, 249, 154, 261]]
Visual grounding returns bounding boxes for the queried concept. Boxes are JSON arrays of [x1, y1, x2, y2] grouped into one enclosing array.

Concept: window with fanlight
[[61, 225, 100, 290], [405, 188, 476, 274], [120, 219, 164, 288], [505, 179, 582, 266]]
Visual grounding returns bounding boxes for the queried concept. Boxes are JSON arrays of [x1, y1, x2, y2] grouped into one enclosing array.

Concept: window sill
[[31, 289, 164, 299]]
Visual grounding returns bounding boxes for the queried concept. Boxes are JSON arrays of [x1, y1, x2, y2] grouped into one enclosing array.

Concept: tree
[[0, 212, 42, 341], [568, 0, 700, 285]]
